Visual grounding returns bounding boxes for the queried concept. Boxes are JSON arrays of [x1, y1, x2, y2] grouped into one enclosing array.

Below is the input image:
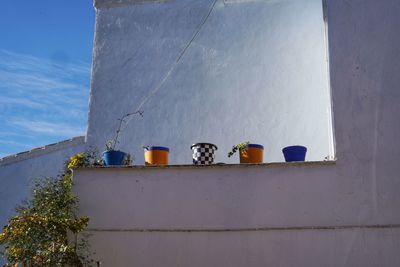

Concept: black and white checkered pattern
[[191, 143, 218, 165]]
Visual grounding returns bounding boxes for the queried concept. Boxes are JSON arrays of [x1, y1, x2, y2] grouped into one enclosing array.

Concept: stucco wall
[[87, 0, 333, 164], [73, 0, 400, 265], [87, 229, 400, 267], [74, 160, 400, 266], [0, 137, 86, 266]]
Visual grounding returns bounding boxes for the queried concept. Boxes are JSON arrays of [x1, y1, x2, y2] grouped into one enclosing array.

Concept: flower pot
[[102, 150, 126, 166], [240, 144, 264, 164], [282, 145, 307, 162], [191, 143, 218, 165], [144, 146, 169, 165]]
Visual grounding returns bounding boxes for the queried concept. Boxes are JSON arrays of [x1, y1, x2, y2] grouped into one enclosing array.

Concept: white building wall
[[87, 0, 333, 164], [88, 229, 400, 267], [74, 160, 400, 266], [73, 0, 400, 265]]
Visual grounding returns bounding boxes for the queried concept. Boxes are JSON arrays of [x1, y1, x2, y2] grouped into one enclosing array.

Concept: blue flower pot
[[282, 146, 307, 162], [102, 150, 126, 166]]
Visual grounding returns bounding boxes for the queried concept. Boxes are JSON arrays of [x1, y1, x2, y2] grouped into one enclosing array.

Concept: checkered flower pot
[[191, 143, 218, 165]]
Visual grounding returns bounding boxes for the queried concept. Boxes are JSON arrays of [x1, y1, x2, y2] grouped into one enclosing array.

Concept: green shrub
[[0, 153, 94, 266]]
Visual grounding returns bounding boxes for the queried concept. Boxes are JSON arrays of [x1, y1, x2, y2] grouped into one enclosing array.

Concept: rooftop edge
[[74, 160, 336, 171], [0, 136, 86, 167]]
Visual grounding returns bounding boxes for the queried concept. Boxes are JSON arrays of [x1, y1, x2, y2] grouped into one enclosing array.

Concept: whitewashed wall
[[75, 162, 400, 266], [87, 0, 333, 164], [73, 0, 400, 265], [0, 137, 86, 266]]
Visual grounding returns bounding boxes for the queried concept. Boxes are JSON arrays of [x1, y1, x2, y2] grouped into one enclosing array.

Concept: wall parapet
[[75, 160, 335, 171], [73, 160, 400, 265], [0, 136, 85, 167]]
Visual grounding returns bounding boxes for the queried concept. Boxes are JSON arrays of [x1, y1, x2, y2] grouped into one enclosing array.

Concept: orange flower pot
[[144, 146, 169, 165], [239, 144, 264, 164]]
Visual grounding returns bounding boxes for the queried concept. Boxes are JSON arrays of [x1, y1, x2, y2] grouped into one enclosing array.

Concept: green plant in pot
[[227, 141, 250, 158], [228, 141, 264, 164], [103, 140, 127, 166], [102, 110, 143, 166]]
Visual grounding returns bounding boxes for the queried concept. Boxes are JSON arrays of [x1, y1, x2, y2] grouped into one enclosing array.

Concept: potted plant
[[282, 145, 307, 162], [102, 110, 144, 166], [228, 141, 264, 164], [143, 146, 170, 165], [102, 140, 128, 166]]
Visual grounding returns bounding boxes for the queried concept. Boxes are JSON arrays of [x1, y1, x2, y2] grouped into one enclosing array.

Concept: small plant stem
[[111, 110, 144, 150]]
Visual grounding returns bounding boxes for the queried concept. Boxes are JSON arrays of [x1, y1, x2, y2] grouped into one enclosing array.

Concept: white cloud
[[12, 120, 85, 137], [0, 49, 90, 76], [0, 139, 32, 148], [0, 50, 90, 112], [0, 49, 90, 151], [0, 95, 44, 109]]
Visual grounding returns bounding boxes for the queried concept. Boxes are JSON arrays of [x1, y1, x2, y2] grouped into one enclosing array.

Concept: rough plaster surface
[[87, 229, 400, 267], [87, 0, 333, 164], [75, 162, 400, 266], [74, 0, 400, 265], [75, 162, 399, 230]]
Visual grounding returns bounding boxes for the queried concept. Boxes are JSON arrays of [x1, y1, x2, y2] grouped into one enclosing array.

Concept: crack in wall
[[122, 0, 219, 127]]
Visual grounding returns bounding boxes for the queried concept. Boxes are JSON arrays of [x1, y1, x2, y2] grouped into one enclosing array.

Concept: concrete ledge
[[0, 136, 85, 167], [76, 160, 336, 171]]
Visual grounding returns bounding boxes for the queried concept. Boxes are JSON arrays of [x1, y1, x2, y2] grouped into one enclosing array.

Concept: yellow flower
[[67, 153, 87, 169]]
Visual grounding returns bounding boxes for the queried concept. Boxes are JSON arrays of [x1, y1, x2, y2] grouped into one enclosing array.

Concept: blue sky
[[0, 1, 95, 158]]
